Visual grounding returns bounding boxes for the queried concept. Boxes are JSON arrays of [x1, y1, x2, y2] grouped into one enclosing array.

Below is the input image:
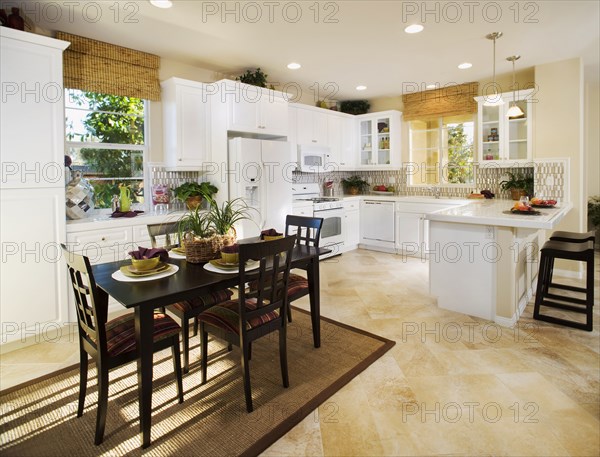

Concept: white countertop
[[66, 210, 187, 232], [425, 199, 573, 229]]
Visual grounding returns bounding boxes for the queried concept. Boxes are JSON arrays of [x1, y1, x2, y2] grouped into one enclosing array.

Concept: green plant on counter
[[209, 198, 255, 235], [237, 68, 268, 88], [173, 182, 218, 202], [341, 175, 369, 195], [499, 171, 534, 197], [588, 196, 600, 227]]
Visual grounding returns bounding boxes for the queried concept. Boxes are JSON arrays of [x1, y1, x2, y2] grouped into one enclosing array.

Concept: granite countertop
[[425, 199, 573, 229]]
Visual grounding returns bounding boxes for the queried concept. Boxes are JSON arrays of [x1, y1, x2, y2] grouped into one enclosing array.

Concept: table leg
[[307, 257, 321, 348], [135, 306, 153, 448]]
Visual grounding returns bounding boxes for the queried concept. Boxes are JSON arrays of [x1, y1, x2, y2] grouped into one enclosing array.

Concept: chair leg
[[200, 323, 208, 385], [227, 343, 233, 352], [181, 318, 190, 374], [287, 302, 293, 323], [94, 362, 109, 445], [242, 340, 253, 413], [279, 328, 289, 388], [248, 342, 252, 361], [77, 349, 88, 417], [171, 336, 184, 403], [533, 252, 549, 319], [193, 317, 199, 337]]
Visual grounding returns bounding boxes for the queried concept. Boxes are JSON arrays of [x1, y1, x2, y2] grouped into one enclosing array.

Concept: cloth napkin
[[111, 210, 144, 218], [129, 247, 169, 262], [260, 228, 282, 239]]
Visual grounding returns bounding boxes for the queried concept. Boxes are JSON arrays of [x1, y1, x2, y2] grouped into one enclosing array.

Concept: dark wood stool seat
[[550, 230, 596, 243], [533, 240, 595, 331]]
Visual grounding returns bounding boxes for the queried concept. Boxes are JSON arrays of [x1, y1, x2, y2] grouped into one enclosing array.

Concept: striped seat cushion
[[198, 298, 280, 335], [248, 273, 308, 299], [167, 289, 233, 314], [104, 312, 180, 357]]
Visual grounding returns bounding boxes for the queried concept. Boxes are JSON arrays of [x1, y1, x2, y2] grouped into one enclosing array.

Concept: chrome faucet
[[429, 186, 441, 199]]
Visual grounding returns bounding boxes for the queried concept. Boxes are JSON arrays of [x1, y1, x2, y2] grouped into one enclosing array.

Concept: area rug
[[0, 308, 394, 456]]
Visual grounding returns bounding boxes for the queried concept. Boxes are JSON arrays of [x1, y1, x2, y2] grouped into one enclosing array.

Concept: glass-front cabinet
[[475, 88, 533, 164], [356, 110, 401, 167]]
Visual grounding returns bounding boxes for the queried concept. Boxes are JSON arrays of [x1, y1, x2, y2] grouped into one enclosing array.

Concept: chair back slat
[[238, 236, 296, 325], [147, 221, 180, 250], [285, 215, 324, 248], [62, 244, 108, 349]]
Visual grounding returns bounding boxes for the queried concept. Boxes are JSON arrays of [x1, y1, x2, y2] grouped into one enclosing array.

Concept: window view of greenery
[[409, 114, 474, 185], [65, 89, 145, 209]]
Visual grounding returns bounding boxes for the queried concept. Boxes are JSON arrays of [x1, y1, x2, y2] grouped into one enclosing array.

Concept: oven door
[[315, 207, 344, 258]]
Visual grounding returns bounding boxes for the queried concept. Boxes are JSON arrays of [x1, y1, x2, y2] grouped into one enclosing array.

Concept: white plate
[[169, 251, 186, 259], [203, 261, 259, 275], [112, 264, 179, 282]]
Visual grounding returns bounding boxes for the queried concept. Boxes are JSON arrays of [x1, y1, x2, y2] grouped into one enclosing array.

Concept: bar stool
[[533, 240, 595, 331], [550, 230, 595, 243]]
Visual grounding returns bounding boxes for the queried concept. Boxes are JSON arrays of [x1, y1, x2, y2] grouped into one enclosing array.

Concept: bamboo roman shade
[[402, 82, 479, 120], [57, 31, 161, 101]]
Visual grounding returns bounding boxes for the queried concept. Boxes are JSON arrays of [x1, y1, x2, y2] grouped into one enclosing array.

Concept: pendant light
[[506, 55, 525, 118], [483, 32, 504, 107]]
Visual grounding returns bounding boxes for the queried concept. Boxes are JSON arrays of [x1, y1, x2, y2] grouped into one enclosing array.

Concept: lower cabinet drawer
[[67, 227, 132, 251]]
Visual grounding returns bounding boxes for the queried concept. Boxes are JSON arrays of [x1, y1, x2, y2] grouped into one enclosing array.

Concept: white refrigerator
[[228, 138, 293, 238]]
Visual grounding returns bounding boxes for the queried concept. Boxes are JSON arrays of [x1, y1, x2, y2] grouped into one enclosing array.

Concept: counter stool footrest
[[549, 283, 588, 293], [539, 299, 588, 313], [534, 313, 592, 331], [544, 293, 588, 306]]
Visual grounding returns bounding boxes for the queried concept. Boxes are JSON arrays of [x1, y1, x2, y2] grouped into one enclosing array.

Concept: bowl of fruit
[[530, 197, 557, 208], [372, 185, 395, 194]]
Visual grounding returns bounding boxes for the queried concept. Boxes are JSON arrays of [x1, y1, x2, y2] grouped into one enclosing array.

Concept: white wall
[[585, 82, 600, 199]]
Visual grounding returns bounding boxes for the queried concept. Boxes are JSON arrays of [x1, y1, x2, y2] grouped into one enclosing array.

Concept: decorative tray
[[531, 204, 556, 208], [503, 209, 542, 216]]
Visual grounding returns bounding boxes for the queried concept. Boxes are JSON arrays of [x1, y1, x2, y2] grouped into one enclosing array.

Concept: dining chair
[[283, 215, 324, 321], [197, 235, 297, 412], [146, 223, 234, 373], [61, 244, 184, 445]]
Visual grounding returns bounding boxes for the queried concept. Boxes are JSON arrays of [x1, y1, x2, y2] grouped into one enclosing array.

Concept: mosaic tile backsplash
[[149, 160, 569, 202]]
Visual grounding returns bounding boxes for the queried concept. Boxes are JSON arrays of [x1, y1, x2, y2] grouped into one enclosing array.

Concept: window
[[65, 89, 146, 209], [408, 114, 475, 185]]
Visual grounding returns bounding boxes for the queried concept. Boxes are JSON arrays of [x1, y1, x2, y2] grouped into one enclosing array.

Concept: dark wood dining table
[[91, 244, 328, 448]]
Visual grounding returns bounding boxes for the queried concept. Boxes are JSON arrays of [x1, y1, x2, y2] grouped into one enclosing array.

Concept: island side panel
[[429, 221, 496, 321]]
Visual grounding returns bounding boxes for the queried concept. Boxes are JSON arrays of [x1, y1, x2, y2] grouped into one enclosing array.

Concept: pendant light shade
[[506, 55, 525, 118], [483, 32, 505, 107]]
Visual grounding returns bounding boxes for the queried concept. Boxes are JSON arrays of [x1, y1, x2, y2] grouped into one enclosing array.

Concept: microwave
[[297, 144, 330, 173]]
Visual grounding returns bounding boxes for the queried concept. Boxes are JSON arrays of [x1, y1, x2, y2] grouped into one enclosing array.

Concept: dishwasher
[[360, 200, 395, 248]]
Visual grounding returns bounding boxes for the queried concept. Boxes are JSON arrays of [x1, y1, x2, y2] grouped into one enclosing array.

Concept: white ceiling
[[23, 0, 600, 100]]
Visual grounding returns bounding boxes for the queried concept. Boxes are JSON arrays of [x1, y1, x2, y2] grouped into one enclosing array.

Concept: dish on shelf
[[530, 198, 557, 208], [531, 203, 556, 208]]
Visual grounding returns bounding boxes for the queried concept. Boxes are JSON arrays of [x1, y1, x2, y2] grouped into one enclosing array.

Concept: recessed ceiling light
[[426, 84, 437, 90], [404, 24, 424, 34], [356, 85, 367, 91], [458, 62, 472, 69], [287, 62, 301, 70], [150, 0, 173, 8]]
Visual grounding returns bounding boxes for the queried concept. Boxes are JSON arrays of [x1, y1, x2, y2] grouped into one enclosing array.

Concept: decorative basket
[[183, 232, 236, 263]]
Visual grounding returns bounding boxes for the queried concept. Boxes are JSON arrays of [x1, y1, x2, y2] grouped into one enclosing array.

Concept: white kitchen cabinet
[[162, 78, 212, 170], [225, 81, 289, 137], [343, 199, 360, 251], [0, 29, 69, 346], [356, 110, 401, 167], [395, 212, 427, 255], [327, 113, 357, 169], [295, 106, 328, 146], [475, 89, 533, 164], [359, 200, 395, 251]]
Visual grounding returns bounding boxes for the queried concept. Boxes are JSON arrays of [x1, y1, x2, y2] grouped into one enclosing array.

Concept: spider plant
[[177, 206, 214, 241], [209, 198, 254, 235]]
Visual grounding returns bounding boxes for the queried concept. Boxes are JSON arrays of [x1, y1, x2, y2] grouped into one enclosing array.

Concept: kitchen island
[[425, 200, 572, 326]]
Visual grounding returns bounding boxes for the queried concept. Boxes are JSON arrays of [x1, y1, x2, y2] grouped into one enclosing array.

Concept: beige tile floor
[[1, 249, 598, 456]]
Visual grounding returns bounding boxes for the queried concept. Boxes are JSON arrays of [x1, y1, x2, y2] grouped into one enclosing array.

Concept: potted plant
[[209, 198, 255, 239], [173, 182, 218, 209], [499, 172, 534, 200], [340, 100, 370, 115], [341, 175, 369, 195], [237, 68, 268, 88], [177, 206, 216, 263]]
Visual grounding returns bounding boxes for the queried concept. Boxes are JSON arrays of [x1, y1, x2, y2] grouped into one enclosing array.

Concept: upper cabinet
[[475, 88, 533, 164], [327, 112, 357, 169], [295, 106, 328, 146], [356, 110, 401, 167], [223, 80, 289, 137], [161, 78, 211, 170]]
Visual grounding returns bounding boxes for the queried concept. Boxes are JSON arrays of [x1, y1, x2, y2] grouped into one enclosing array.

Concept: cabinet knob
[[178, 158, 182, 161], [101, 237, 106, 241], [312, 139, 317, 143]]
